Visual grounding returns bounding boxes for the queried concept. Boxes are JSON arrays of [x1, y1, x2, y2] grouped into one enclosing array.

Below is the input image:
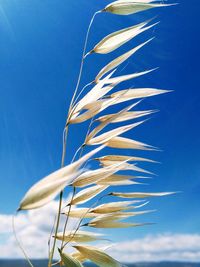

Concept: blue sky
[[0, 0, 200, 261]]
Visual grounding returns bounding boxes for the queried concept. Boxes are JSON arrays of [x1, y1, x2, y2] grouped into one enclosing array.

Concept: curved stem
[[12, 213, 34, 267], [69, 11, 100, 113], [71, 145, 83, 163], [48, 215, 57, 258], [59, 117, 95, 250], [53, 10, 100, 258], [79, 117, 95, 160], [48, 191, 63, 267], [61, 127, 68, 167], [60, 186, 76, 251], [48, 125, 69, 267], [72, 80, 94, 108]]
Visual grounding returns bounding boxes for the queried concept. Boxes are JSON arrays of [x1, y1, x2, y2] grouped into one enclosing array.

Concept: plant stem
[[71, 145, 83, 163], [49, 11, 100, 262], [48, 191, 63, 267], [60, 117, 97, 250], [69, 11, 100, 113], [48, 214, 57, 258], [60, 186, 76, 251], [57, 13, 100, 251], [48, 125, 69, 267], [12, 213, 34, 267], [73, 80, 94, 108]]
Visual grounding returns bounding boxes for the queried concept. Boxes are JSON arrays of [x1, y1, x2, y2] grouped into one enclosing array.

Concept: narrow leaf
[[111, 0, 157, 3], [70, 89, 123, 124], [88, 210, 153, 224], [55, 230, 105, 243], [97, 109, 157, 123], [110, 192, 175, 198], [86, 120, 146, 146], [71, 71, 116, 117], [106, 136, 155, 150], [87, 220, 148, 228], [91, 200, 145, 213], [83, 86, 168, 113], [105, 68, 157, 84], [73, 245, 122, 267], [95, 38, 153, 82], [95, 155, 157, 166], [71, 245, 113, 263], [63, 207, 97, 218], [58, 249, 84, 267], [70, 185, 108, 205], [98, 180, 136, 186], [103, 2, 175, 16], [96, 174, 142, 186], [110, 88, 170, 103], [73, 161, 129, 188], [18, 145, 105, 210], [71, 252, 86, 263], [91, 20, 157, 54], [88, 101, 141, 141]]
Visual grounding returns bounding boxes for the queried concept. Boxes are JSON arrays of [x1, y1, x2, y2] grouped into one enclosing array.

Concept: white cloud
[[1, 205, 200, 262], [0, 199, 78, 259], [109, 233, 200, 263]]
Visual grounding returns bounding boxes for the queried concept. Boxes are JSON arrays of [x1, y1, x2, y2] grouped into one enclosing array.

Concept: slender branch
[[72, 80, 94, 108], [71, 145, 83, 163], [48, 191, 63, 267], [79, 117, 95, 161], [48, 215, 57, 258], [61, 127, 68, 167], [72, 117, 95, 164], [12, 213, 34, 267], [60, 186, 76, 251], [69, 11, 100, 113], [50, 10, 100, 259], [48, 125, 69, 267], [59, 116, 95, 251]]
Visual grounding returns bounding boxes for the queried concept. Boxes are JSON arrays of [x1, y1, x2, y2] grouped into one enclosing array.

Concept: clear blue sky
[[0, 0, 199, 241]]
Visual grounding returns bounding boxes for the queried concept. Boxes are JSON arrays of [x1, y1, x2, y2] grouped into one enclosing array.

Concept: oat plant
[[14, 1, 176, 266]]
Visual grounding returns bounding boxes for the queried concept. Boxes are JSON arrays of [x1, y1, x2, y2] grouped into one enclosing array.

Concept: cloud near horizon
[[1, 201, 200, 262], [109, 233, 200, 263]]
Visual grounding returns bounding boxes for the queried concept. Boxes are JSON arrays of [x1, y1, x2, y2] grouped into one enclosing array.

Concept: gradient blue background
[[0, 0, 199, 241]]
